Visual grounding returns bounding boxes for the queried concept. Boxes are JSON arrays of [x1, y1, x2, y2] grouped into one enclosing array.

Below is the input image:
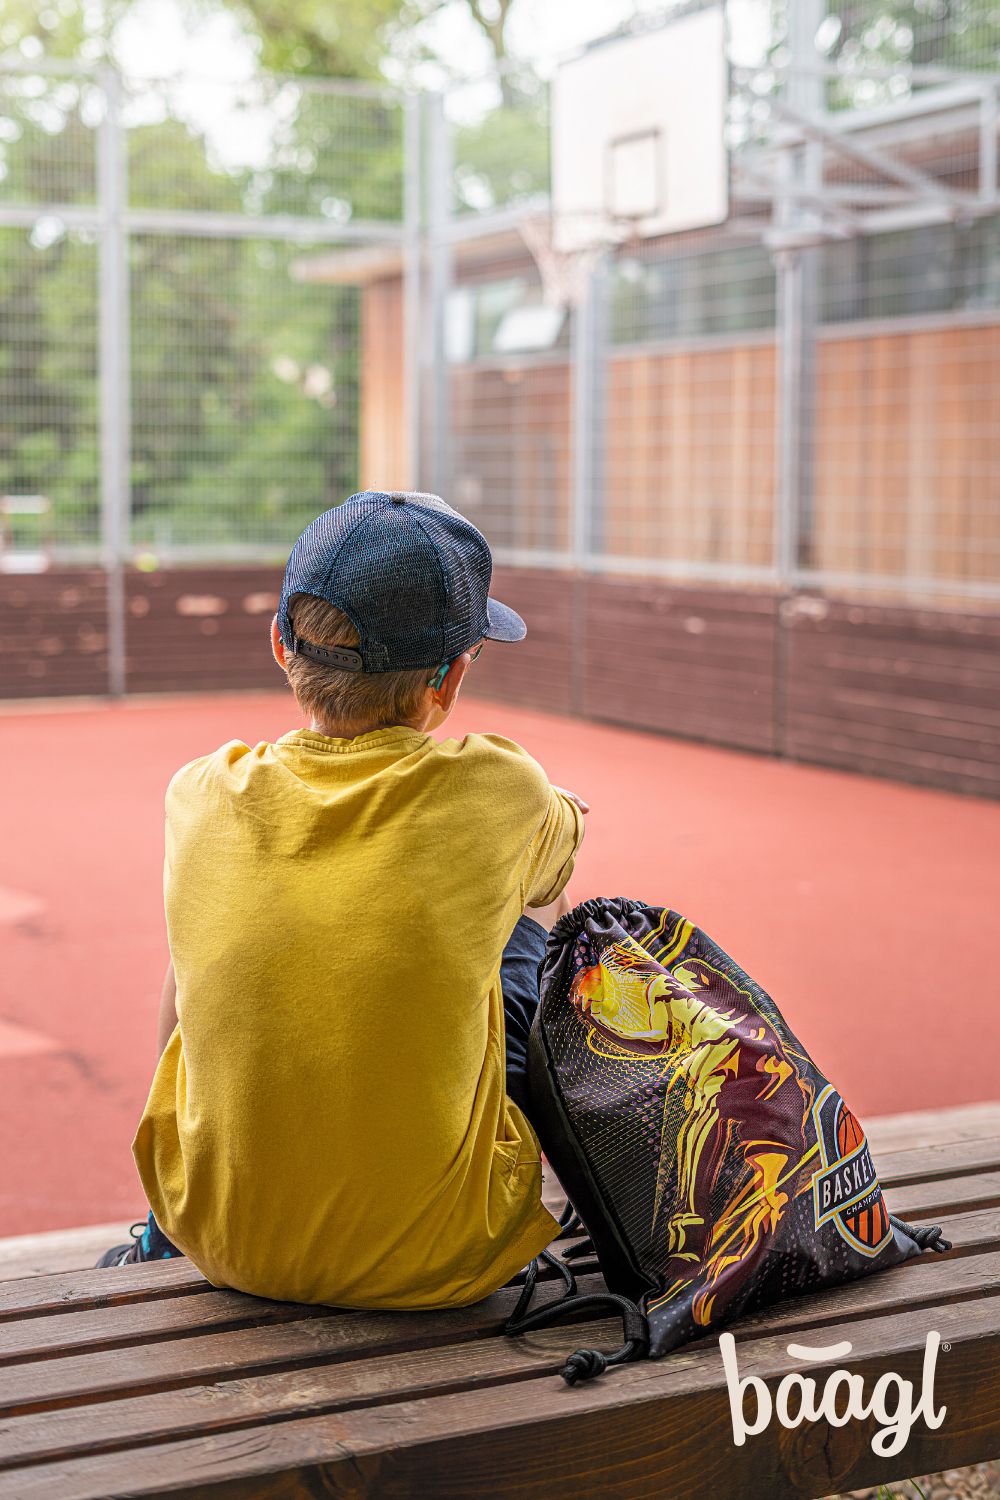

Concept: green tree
[[820, 3, 1000, 108], [220, 0, 407, 78]]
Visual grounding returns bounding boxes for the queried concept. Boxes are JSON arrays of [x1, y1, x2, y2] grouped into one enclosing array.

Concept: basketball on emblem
[[837, 1104, 865, 1156]]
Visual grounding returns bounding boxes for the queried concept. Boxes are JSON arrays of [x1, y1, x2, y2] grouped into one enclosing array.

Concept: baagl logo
[[810, 1084, 892, 1256], [720, 1085, 947, 1458], [720, 1331, 947, 1458]]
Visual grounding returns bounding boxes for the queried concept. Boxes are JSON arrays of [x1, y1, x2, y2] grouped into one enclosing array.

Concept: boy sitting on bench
[[100, 490, 587, 1310]]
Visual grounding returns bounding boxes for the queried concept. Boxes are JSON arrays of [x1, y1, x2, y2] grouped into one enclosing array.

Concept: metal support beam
[[568, 256, 609, 719], [97, 66, 129, 700], [123, 208, 407, 243], [402, 94, 422, 489], [773, 1, 822, 591], [425, 94, 453, 498], [980, 84, 998, 203], [767, 92, 978, 213], [571, 257, 608, 567]]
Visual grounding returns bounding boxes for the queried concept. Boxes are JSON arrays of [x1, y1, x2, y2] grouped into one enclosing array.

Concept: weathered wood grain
[[2, 1296, 996, 1500], [0, 1253, 995, 1471]]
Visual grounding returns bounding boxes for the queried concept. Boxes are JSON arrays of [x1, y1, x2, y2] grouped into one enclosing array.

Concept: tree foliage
[[803, 2, 1000, 109], [0, 0, 412, 553]]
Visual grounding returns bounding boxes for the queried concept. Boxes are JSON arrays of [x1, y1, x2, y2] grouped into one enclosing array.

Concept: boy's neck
[[308, 715, 426, 740]]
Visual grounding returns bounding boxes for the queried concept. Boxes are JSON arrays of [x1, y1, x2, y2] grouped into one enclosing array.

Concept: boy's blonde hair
[[285, 593, 432, 732]]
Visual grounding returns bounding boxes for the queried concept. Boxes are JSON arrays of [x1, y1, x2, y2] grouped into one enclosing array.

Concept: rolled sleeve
[[524, 787, 585, 907]]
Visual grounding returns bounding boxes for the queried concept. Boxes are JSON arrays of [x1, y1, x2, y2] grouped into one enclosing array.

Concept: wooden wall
[[813, 323, 1000, 585], [450, 361, 573, 553], [360, 276, 409, 492], [782, 594, 1000, 797], [474, 568, 1000, 798], [604, 343, 777, 568], [367, 285, 999, 591], [3, 567, 997, 799], [122, 568, 283, 694], [0, 571, 110, 699]]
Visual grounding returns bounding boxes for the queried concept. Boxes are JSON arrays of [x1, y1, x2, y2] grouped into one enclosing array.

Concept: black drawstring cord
[[889, 1211, 951, 1253], [505, 1288, 650, 1384], [542, 1247, 578, 1297], [562, 1234, 597, 1262], [557, 1202, 585, 1237], [507, 1248, 578, 1326]]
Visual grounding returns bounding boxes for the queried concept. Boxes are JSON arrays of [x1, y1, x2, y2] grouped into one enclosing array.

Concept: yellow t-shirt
[[132, 726, 584, 1308]]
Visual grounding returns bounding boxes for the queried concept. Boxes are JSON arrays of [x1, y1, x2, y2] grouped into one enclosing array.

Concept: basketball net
[[520, 215, 614, 310]]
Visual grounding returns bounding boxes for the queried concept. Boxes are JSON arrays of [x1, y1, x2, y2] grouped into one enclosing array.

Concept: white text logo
[[719, 1331, 946, 1458]]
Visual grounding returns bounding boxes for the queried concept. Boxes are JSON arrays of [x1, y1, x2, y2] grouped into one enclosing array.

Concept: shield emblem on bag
[[811, 1087, 892, 1256]]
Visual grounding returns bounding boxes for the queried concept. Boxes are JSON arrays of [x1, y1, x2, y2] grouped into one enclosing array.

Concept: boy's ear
[[271, 615, 287, 670], [431, 651, 471, 712]]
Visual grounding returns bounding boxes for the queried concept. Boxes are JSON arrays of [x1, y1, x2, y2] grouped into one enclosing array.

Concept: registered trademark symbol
[[941, 1342, 951, 1353]]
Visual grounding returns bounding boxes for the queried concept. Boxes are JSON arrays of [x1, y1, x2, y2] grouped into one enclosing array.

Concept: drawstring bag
[[507, 897, 948, 1383]]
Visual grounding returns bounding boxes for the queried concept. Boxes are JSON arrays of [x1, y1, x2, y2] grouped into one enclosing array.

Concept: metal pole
[[402, 94, 422, 489], [772, 1, 823, 755], [426, 94, 453, 498], [568, 254, 608, 717], [570, 256, 608, 567], [774, 245, 807, 583], [97, 66, 129, 699], [773, 0, 823, 584], [980, 83, 998, 203]]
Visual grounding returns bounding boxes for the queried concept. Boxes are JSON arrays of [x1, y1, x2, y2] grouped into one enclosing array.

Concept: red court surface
[[1, 689, 998, 1237]]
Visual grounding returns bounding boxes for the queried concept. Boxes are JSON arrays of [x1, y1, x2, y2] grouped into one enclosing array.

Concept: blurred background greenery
[[1, 0, 998, 554]]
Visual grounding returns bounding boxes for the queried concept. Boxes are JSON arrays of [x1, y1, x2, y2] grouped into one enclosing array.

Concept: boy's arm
[[156, 961, 178, 1059], [524, 783, 588, 908]]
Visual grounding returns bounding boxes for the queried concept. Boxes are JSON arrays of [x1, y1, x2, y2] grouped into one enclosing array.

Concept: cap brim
[[484, 596, 527, 643]]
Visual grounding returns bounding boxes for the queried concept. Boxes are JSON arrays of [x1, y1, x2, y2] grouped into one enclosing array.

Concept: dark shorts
[[499, 912, 549, 1117], [145, 913, 550, 1259]]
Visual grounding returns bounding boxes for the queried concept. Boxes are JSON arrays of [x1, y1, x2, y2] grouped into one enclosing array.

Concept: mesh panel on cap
[[408, 498, 493, 661], [279, 489, 496, 672], [337, 503, 447, 670], [277, 492, 386, 649]]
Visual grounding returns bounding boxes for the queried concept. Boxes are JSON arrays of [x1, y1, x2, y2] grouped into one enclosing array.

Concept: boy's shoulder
[[437, 730, 549, 786], [166, 739, 260, 799], [433, 731, 554, 823]]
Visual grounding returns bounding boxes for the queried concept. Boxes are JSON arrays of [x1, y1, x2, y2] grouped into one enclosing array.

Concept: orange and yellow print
[[570, 922, 817, 1327]]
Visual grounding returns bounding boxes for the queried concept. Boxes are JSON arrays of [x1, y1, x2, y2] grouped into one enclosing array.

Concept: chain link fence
[[0, 60, 409, 569], [2, 9, 1000, 783], [428, 7, 1000, 608]]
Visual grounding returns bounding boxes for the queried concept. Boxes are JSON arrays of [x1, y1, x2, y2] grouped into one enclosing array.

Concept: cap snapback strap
[[292, 637, 364, 672]]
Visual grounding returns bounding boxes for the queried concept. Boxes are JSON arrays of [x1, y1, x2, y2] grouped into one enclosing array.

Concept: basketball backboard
[[550, 5, 729, 253]]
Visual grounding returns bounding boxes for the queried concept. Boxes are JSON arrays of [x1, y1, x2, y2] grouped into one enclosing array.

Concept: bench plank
[[0, 1251, 997, 1471], [2, 1296, 996, 1500], [0, 1258, 210, 1321], [877, 1137, 1000, 1186], [1, 1106, 991, 1285], [0, 1202, 995, 1415], [885, 1171, 1000, 1220], [1, 1246, 995, 1440], [0, 1276, 589, 1416], [0, 1226, 132, 1284], [0, 1290, 336, 1367], [0, 1192, 994, 1330], [864, 1102, 1000, 1155]]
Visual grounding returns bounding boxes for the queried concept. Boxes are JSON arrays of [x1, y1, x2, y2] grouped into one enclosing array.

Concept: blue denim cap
[[277, 490, 527, 673]]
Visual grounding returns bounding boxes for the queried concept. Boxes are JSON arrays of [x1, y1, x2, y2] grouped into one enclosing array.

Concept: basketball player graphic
[[571, 931, 816, 1327]]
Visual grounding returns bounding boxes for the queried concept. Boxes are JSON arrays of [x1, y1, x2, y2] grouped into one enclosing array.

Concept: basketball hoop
[[519, 215, 610, 310], [549, 6, 729, 255]]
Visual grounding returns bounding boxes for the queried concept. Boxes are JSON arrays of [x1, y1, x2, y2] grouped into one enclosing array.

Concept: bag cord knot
[[562, 1348, 607, 1384], [889, 1211, 951, 1253]]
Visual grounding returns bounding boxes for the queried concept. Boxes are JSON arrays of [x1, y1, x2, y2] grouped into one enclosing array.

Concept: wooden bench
[[0, 1104, 997, 1499]]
